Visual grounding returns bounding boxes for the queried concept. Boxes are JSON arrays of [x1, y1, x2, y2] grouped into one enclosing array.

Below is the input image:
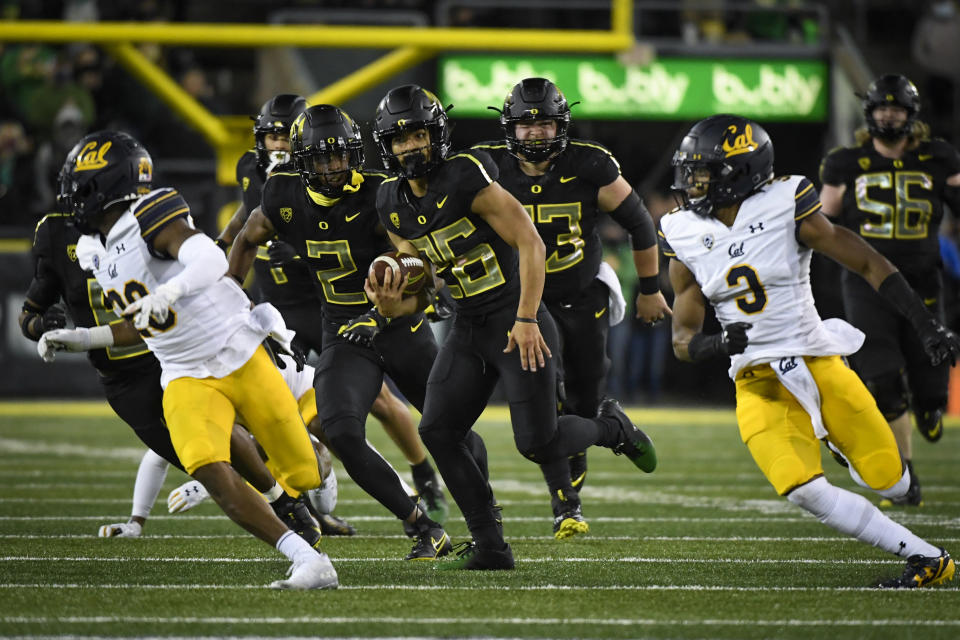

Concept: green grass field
[[0, 401, 958, 640]]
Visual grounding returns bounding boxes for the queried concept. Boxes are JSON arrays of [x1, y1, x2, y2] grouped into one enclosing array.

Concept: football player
[[662, 114, 958, 588], [819, 74, 960, 506], [475, 78, 669, 537], [356, 84, 657, 569], [218, 93, 449, 523], [227, 104, 460, 561], [22, 210, 333, 542], [45, 130, 338, 589]]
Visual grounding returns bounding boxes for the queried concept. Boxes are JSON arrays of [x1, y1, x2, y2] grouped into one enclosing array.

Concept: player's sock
[[276, 529, 317, 565], [131, 449, 170, 520]]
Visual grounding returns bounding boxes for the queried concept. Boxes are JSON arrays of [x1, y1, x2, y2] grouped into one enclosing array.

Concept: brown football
[[368, 251, 426, 295]]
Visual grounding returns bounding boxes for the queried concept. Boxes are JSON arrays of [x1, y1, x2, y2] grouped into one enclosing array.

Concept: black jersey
[[474, 139, 623, 303], [261, 170, 392, 324], [25, 213, 154, 374], [820, 138, 960, 281], [235, 150, 315, 307], [377, 149, 520, 317]]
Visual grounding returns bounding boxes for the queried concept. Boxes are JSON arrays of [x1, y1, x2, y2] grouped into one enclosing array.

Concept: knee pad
[[863, 372, 909, 421]]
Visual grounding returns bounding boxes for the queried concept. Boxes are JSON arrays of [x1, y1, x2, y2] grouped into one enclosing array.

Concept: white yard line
[[0, 555, 910, 564]]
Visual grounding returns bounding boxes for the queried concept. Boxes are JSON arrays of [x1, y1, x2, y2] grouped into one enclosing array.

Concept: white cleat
[[305, 468, 338, 515], [98, 521, 142, 538], [269, 552, 339, 590], [167, 480, 209, 513]]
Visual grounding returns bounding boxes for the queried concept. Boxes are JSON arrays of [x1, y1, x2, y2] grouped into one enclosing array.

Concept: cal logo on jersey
[[280, 207, 293, 222], [75, 140, 111, 171], [67, 244, 77, 261]]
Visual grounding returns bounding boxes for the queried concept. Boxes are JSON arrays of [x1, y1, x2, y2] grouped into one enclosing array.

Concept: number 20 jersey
[[659, 175, 864, 379], [819, 138, 960, 281], [76, 188, 263, 387]]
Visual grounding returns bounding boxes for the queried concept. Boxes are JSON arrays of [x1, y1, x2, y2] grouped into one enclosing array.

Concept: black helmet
[[499, 77, 571, 162], [862, 74, 920, 141], [290, 105, 365, 197], [57, 130, 153, 234], [253, 94, 307, 169], [671, 115, 774, 217], [371, 84, 450, 178]]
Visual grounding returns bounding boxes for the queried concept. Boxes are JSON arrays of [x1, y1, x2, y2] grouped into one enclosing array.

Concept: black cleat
[[569, 451, 588, 490], [916, 408, 944, 443], [551, 489, 588, 540], [878, 548, 955, 588], [316, 512, 357, 536], [272, 494, 322, 549], [413, 475, 449, 525], [599, 398, 657, 472], [435, 541, 515, 571], [405, 523, 452, 561], [879, 460, 923, 508]]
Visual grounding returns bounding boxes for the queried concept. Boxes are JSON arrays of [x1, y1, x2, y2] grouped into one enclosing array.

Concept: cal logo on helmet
[[722, 124, 758, 158], [280, 207, 293, 222], [75, 140, 112, 171], [138, 157, 153, 183]]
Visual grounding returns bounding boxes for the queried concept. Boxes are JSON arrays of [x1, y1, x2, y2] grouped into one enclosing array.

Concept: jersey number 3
[[727, 264, 767, 314]]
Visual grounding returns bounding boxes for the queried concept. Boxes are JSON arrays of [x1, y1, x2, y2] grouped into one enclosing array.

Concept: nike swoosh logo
[[924, 297, 937, 305], [410, 319, 424, 332], [436, 195, 448, 208], [345, 211, 361, 222], [918, 154, 933, 161], [559, 176, 576, 183], [595, 308, 607, 319]]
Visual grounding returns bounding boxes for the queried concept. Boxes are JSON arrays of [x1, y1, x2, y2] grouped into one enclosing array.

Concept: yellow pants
[[265, 388, 320, 498], [735, 355, 902, 495], [163, 346, 320, 493]]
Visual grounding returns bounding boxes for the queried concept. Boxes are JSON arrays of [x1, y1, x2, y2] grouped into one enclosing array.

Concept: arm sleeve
[[24, 216, 62, 309], [608, 190, 657, 250], [164, 233, 228, 297]]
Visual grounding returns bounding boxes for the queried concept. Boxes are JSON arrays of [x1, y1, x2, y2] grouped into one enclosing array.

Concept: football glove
[[98, 520, 142, 538], [264, 336, 306, 372], [122, 281, 183, 330], [42, 304, 67, 331], [167, 480, 210, 513], [686, 322, 751, 362], [916, 318, 960, 367], [338, 308, 389, 347], [37, 326, 114, 362], [267, 239, 297, 267], [425, 286, 455, 322]]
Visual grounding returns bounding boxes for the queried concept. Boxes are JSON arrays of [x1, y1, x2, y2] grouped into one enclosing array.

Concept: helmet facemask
[[295, 146, 363, 197], [497, 78, 573, 163], [290, 105, 365, 197], [862, 75, 920, 142], [373, 85, 451, 179]]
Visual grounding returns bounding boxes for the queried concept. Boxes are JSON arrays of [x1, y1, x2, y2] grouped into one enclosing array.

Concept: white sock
[[788, 477, 940, 558], [262, 483, 284, 502], [131, 450, 170, 519], [276, 530, 317, 565]]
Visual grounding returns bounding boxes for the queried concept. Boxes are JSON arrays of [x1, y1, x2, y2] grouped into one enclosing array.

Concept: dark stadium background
[[1, 0, 957, 406]]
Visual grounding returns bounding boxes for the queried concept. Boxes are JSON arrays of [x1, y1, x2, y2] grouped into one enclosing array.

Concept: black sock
[[410, 458, 436, 485]]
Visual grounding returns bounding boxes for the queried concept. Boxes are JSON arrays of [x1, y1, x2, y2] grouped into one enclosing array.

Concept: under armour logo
[[897, 540, 907, 556], [778, 357, 798, 374], [749, 222, 764, 234], [107, 263, 118, 278], [115, 243, 125, 254], [728, 242, 745, 258]]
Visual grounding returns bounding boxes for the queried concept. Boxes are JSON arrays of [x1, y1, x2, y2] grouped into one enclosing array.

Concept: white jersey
[[77, 188, 286, 387], [660, 175, 864, 378]]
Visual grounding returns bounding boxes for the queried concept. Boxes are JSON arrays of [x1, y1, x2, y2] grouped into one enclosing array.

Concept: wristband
[[638, 275, 660, 295], [515, 316, 538, 324], [87, 324, 116, 349]]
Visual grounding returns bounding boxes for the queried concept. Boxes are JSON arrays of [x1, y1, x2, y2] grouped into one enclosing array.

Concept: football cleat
[[167, 480, 209, 513], [98, 521, 142, 538], [316, 513, 357, 537], [600, 398, 658, 472], [435, 541, 515, 571], [916, 408, 944, 443], [569, 451, 588, 490], [879, 461, 923, 508], [413, 475, 449, 525], [405, 524, 453, 560], [878, 548, 954, 589], [304, 467, 339, 515], [272, 494, 322, 549], [551, 489, 589, 540], [268, 551, 339, 590]]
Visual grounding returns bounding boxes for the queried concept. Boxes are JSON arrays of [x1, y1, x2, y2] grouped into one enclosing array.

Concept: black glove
[[42, 304, 67, 331], [264, 336, 306, 372], [687, 322, 751, 362], [424, 286, 454, 322], [338, 308, 389, 347], [267, 240, 297, 267], [916, 317, 960, 367]]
